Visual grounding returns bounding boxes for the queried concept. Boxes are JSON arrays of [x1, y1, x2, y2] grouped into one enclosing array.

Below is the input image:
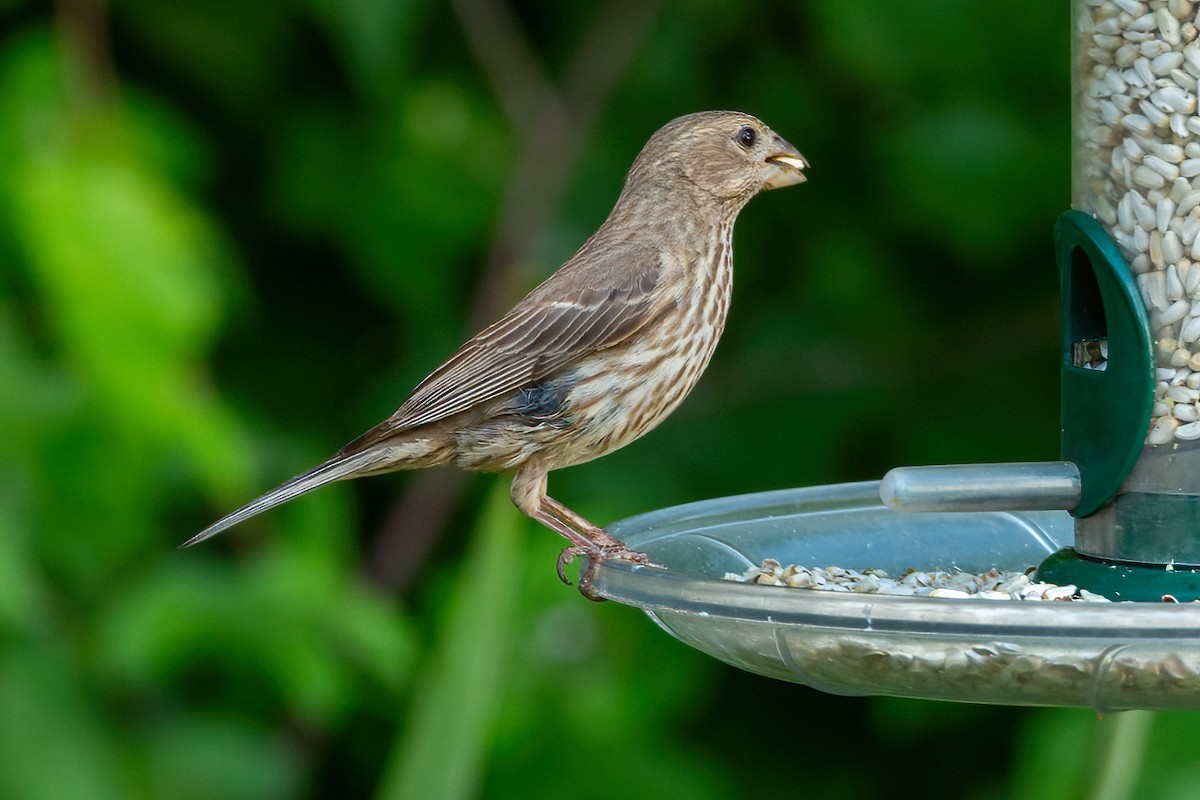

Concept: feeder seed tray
[[588, 481, 1200, 712]]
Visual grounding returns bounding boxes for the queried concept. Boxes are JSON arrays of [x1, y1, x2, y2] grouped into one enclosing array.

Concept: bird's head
[[626, 111, 808, 210]]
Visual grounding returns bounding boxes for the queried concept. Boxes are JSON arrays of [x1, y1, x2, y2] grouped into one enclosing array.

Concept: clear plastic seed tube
[[1074, 0, 1200, 445]]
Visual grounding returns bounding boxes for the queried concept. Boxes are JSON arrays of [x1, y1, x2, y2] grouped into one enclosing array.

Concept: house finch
[[187, 110, 807, 588]]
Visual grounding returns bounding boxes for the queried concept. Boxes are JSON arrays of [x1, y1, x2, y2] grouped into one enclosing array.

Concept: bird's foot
[[556, 542, 662, 600], [555, 542, 657, 583]]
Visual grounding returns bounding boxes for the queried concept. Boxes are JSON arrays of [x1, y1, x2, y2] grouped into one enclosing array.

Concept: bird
[[186, 110, 808, 589]]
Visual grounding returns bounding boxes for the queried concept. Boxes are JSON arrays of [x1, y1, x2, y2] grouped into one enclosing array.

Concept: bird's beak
[[764, 140, 809, 189]]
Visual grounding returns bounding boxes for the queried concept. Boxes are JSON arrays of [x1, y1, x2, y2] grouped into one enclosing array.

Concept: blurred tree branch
[[365, 0, 661, 591], [54, 0, 114, 110], [454, 0, 662, 324]]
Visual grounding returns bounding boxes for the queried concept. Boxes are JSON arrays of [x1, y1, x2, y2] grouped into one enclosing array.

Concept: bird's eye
[[735, 126, 757, 149]]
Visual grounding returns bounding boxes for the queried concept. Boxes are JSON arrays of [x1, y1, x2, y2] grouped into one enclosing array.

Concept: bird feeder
[[581, 0, 1200, 711]]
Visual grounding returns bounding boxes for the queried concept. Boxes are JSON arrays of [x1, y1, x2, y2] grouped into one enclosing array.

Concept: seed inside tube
[[1124, 113, 1155, 136], [1136, 56, 1157, 86], [1156, 142, 1187, 162], [1159, 197, 1178, 230], [1176, 420, 1200, 438], [1141, 100, 1171, 127], [1135, 164, 1168, 187], [1188, 262, 1200, 291], [1172, 112, 1190, 137], [1132, 12, 1158, 33], [1154, 86, 1197, 113], [1155, 299, 1192, 328], [1164, 230, 1185, 262], [1169, 263, 1186, 298], [1145, 154, 1181, 178], [1166, 383, 1200, 402]]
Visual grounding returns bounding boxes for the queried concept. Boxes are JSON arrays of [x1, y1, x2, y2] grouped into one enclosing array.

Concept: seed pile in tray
[[726, 560, 1121, 602]]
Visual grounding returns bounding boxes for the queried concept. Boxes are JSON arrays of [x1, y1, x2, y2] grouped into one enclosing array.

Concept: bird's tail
[[181, 449, 385, 548]]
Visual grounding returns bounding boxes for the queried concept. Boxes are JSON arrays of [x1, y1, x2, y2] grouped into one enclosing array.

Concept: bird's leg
[[510, 461, 657, 589], [540, 495, 625, 549]]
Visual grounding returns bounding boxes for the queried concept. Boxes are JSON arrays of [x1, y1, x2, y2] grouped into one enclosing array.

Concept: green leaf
[[132, 713, 302, 800], [375, 478, 525, 800], [0, 640, 130, 799], [0, 31, 254, 503]]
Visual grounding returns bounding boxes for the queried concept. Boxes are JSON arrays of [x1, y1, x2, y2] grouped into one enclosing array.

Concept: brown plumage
[[186, 110, 807, 586]]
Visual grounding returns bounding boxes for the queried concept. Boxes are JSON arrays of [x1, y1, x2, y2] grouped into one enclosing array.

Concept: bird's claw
[[555, 543, 658, 582], [556, 543, 662, 600]]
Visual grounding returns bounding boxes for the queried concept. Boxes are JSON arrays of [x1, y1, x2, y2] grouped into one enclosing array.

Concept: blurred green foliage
[[0, 0, 1194, 798]]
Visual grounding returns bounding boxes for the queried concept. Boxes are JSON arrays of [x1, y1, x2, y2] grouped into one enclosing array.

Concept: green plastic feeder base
[[1056, 211, 1155, 518], [1037, 548, 1200, 602]]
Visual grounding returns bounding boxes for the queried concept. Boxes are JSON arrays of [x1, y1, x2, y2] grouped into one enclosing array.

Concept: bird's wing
[[341, 265, 663, 453]]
